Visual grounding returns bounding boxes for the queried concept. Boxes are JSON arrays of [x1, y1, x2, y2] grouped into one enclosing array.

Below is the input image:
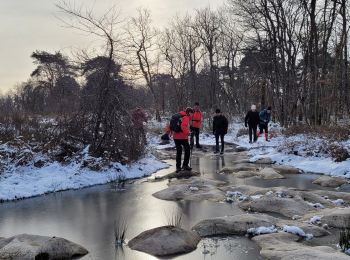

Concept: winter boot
[[265, 133, 269, 141], [182, 165, 192, 171]]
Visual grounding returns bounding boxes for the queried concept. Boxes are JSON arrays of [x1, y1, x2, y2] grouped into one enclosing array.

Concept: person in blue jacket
[[257, 106, 271, 141]]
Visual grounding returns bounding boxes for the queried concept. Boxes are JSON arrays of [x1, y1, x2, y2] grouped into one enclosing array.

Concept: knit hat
[[251, 104, 256, 110], [267, 106, 271, 111]]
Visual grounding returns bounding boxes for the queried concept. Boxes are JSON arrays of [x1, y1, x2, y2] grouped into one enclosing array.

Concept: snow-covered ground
[[0, 148, 167, 202], [150, 118, 350, 178]]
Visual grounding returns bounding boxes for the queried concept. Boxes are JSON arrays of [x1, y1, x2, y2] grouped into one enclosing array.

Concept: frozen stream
[[0, 148, 337, 259]]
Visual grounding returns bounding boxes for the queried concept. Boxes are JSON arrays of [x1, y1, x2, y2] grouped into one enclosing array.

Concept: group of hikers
[[161, 102, 271, 173], [244, 105, 272, 143]]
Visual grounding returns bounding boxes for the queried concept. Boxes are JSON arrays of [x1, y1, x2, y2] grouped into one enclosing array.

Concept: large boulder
[[153, 177, 226, 202], [128, 226, 200, 256], [238, 195, 315, 218], [312, 176, 348, 187], [253, 232, 349, 260], [0, 234, 88, 260], [192, 214, 278, 237]]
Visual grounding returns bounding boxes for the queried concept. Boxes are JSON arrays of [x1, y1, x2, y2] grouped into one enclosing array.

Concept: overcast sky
[[0, 0, 225, 94]]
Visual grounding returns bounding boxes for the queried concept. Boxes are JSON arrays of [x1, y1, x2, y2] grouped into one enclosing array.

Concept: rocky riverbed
[[128, 145, 350, 259]]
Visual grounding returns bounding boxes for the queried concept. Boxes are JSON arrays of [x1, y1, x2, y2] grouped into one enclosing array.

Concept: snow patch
[[247, 225, 277, 236], [282, 225, 313, 240], [309, 216, 322, 225]]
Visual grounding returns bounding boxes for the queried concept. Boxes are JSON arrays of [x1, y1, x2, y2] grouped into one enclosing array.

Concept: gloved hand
[[190, 126, 194, 131]]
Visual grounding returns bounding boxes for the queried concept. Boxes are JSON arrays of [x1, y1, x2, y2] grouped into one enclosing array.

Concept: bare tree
[[125, 8, 162, 121], [56, 1, 144, 161]]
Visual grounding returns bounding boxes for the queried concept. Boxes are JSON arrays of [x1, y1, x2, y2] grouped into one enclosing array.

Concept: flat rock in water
[[259, 168, 285, 179], [128, 226, 200, 256], [272, 165, 300, 174], [254, 157, 274, 164], [0, 234, 88, 260], [220, 165, 258, 174], [312, 176, 347, 187], [153, 177, 226, 202], [192, 213, 278, 237], [253, 232, 349, 260], [239, 196, 315, 218], [234, 171, 259, 178]]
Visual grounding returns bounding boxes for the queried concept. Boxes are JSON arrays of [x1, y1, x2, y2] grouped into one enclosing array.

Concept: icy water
[[0, 149, 332, 260]]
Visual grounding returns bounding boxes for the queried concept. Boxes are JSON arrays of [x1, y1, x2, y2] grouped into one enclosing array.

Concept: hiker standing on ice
[[244, 104, 260, 143], [190, 102, 203, 149], [257, 106, 272, 141], [213, 109, 228, 154], [171, 107, 194, 173]]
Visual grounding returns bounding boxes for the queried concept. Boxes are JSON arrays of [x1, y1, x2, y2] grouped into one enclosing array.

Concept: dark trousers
[[259, 124, 268, 134], [190, 127, 200, 147], [174, 139, 190, 169], [249, 125, 258, 142], [215, 134, 225, 152]]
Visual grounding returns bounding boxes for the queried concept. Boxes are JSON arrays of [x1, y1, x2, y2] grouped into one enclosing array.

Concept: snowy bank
[[0, 153, 167, 202]]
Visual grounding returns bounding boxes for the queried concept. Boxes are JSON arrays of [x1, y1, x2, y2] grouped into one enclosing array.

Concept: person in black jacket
[[213, 109, 229, 154], [245, 104, 260, 143]]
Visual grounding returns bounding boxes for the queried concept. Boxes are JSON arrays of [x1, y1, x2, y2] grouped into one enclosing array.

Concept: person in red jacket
[[174, 107, 193, 172], [190, 102, 203, 149]]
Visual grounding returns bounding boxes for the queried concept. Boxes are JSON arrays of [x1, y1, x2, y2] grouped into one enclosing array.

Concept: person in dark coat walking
[[245, 104, 260, 143], [257, 106, 272, 141], [213, 109, 229, 154]]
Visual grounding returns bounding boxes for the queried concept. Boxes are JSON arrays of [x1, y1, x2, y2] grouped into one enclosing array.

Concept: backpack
[[169, 113, 182, 132]]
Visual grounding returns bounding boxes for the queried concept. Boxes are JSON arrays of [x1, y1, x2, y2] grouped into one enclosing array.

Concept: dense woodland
[[0, 0, 349, 161]]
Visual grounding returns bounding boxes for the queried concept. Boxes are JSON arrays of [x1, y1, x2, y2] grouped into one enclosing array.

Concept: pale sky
[[0, 0, 225, 94]]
